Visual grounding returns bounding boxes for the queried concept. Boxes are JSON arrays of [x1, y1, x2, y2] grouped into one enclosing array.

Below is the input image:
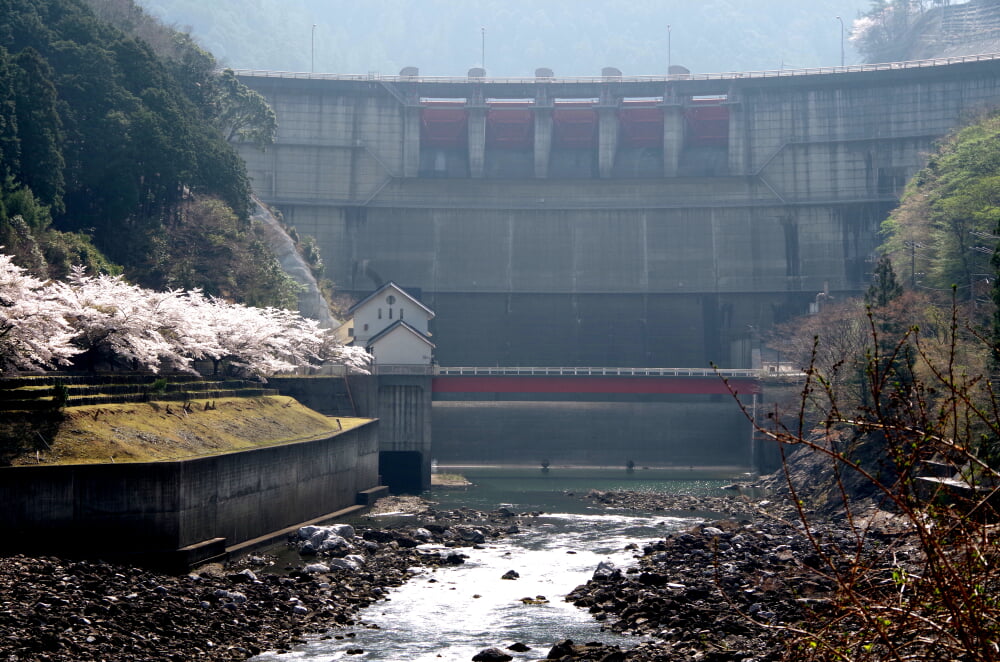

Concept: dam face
[[236, 58, 1000, 369], [237, 59, 1000, 471]]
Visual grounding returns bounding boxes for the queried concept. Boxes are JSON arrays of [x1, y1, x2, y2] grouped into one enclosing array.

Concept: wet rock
[[227, 568, 258, 583], [519, 595, 548, 604], [457, 527, 487, 544], [302, 563, 330, 574], [547, 639, 577, 658], [393, 534, 421, 548], [443, 552, 467, 565], [472, 647, 513, 661], [591, 560, 620, 580], [501, 569, 520, 580], [361, 529, 395, 543]]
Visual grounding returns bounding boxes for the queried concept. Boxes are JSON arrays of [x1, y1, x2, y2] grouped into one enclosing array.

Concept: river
[[251, 467, 744, 661]]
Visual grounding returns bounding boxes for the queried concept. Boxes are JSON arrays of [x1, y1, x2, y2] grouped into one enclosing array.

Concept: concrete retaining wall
[[0, 422, 378, 566]]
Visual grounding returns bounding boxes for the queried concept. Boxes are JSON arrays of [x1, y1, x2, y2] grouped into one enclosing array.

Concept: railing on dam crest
[[231, 52, 1000, 86]]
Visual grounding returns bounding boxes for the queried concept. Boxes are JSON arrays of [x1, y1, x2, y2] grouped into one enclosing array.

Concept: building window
[[348, 327, 354, 337], [399, 308, 404, 320], [386, 295, 396, 305], [389, 308, 393, 319], [363, 323, 369, 331], [378, 308, 382, 319]]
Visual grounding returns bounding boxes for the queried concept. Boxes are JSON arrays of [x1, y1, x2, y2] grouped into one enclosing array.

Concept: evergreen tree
[[11, 47, 64, 214], [865, 254, 904, 308], [0, 48, 20, 183]]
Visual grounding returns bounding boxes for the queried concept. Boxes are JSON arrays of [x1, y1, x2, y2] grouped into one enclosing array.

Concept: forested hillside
[[137, 0, 867, 76], [0, 0, 298, 308], [879, 110, 1000, 314]]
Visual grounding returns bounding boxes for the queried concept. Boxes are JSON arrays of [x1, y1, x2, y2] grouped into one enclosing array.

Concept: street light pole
[[667, 24, 672, 74], [311, 24, 316, 73], [481, 27, 486, 71], [835, 16, 845, 67]]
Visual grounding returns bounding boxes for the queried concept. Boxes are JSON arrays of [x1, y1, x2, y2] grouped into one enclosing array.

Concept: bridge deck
[[428, 366, 761, 395]]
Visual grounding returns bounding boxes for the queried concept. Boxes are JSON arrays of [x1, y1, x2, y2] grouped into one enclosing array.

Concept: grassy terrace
[[0, 395, 369, 466]]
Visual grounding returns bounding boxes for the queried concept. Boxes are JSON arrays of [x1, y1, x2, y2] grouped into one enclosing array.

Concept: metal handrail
[[433, 366, 760, 378], [232, 52, 1000, 85], [374, 364, 435, 375]]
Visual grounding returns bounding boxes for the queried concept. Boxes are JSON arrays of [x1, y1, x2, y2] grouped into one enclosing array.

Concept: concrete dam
[[236, 56, 1000, 470]]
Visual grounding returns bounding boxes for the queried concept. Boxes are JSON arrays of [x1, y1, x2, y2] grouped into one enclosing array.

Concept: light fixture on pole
[[835, 16, 844, 67], [311, 24, 316, 73], [667, 24, 672, 75], [481, 26, 486, 71]]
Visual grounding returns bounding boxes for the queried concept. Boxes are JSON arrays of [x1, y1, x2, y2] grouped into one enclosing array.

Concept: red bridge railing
[[430, 366, 763, 395]]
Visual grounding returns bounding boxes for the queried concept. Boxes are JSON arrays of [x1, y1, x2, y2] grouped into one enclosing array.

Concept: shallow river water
[[251, 467, 743, 662]]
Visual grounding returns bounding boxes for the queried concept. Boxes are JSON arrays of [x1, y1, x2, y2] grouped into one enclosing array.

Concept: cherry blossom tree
[[196, 298, 370, 379], [52, 268, 184, 373], [0, 252, 369, 378], [0, 252, 79, 373]]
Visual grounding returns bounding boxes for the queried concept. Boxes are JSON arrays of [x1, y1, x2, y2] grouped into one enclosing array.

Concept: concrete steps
[[0, 373, 279, 411]]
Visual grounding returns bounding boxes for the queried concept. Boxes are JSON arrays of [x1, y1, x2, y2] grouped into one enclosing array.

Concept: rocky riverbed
[[0, 491, 918, 662], [465, 489, 916, 662], [0, 503, 525, 661]]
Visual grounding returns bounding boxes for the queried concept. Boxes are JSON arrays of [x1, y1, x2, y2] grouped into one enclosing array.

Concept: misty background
[[136, 0, 871, 77]]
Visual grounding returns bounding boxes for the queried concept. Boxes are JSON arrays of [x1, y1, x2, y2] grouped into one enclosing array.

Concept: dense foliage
[[882, 110, 1000, 305], [0, 0, 289, 306]]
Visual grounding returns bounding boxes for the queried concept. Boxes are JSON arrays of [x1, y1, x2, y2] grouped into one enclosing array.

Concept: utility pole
[[481, 27, 486, 71], [311, 24, 316, 73]]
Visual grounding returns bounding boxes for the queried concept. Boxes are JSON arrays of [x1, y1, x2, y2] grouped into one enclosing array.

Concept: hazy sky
[[141, 1, 874, 76]]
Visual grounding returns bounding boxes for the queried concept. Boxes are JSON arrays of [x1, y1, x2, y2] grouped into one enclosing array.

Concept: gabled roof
[[366, 320, 436, 349], [347, 281, 435, 319]]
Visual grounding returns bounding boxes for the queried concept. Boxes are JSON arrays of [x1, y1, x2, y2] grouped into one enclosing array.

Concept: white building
[[365, 321, 436, 366], [335, 281, 435, 367]]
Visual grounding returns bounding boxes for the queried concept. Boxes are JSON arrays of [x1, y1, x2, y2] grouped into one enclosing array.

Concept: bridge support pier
[[468, 107, 487, 179], [598, 103, 620, 178], [534, 106, 553, 178], [662, 102, 685, 178], [351, 373, 432, 492]]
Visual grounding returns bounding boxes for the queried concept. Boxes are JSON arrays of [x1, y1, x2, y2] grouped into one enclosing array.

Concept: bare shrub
[[748, 299, 1000, 661]]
